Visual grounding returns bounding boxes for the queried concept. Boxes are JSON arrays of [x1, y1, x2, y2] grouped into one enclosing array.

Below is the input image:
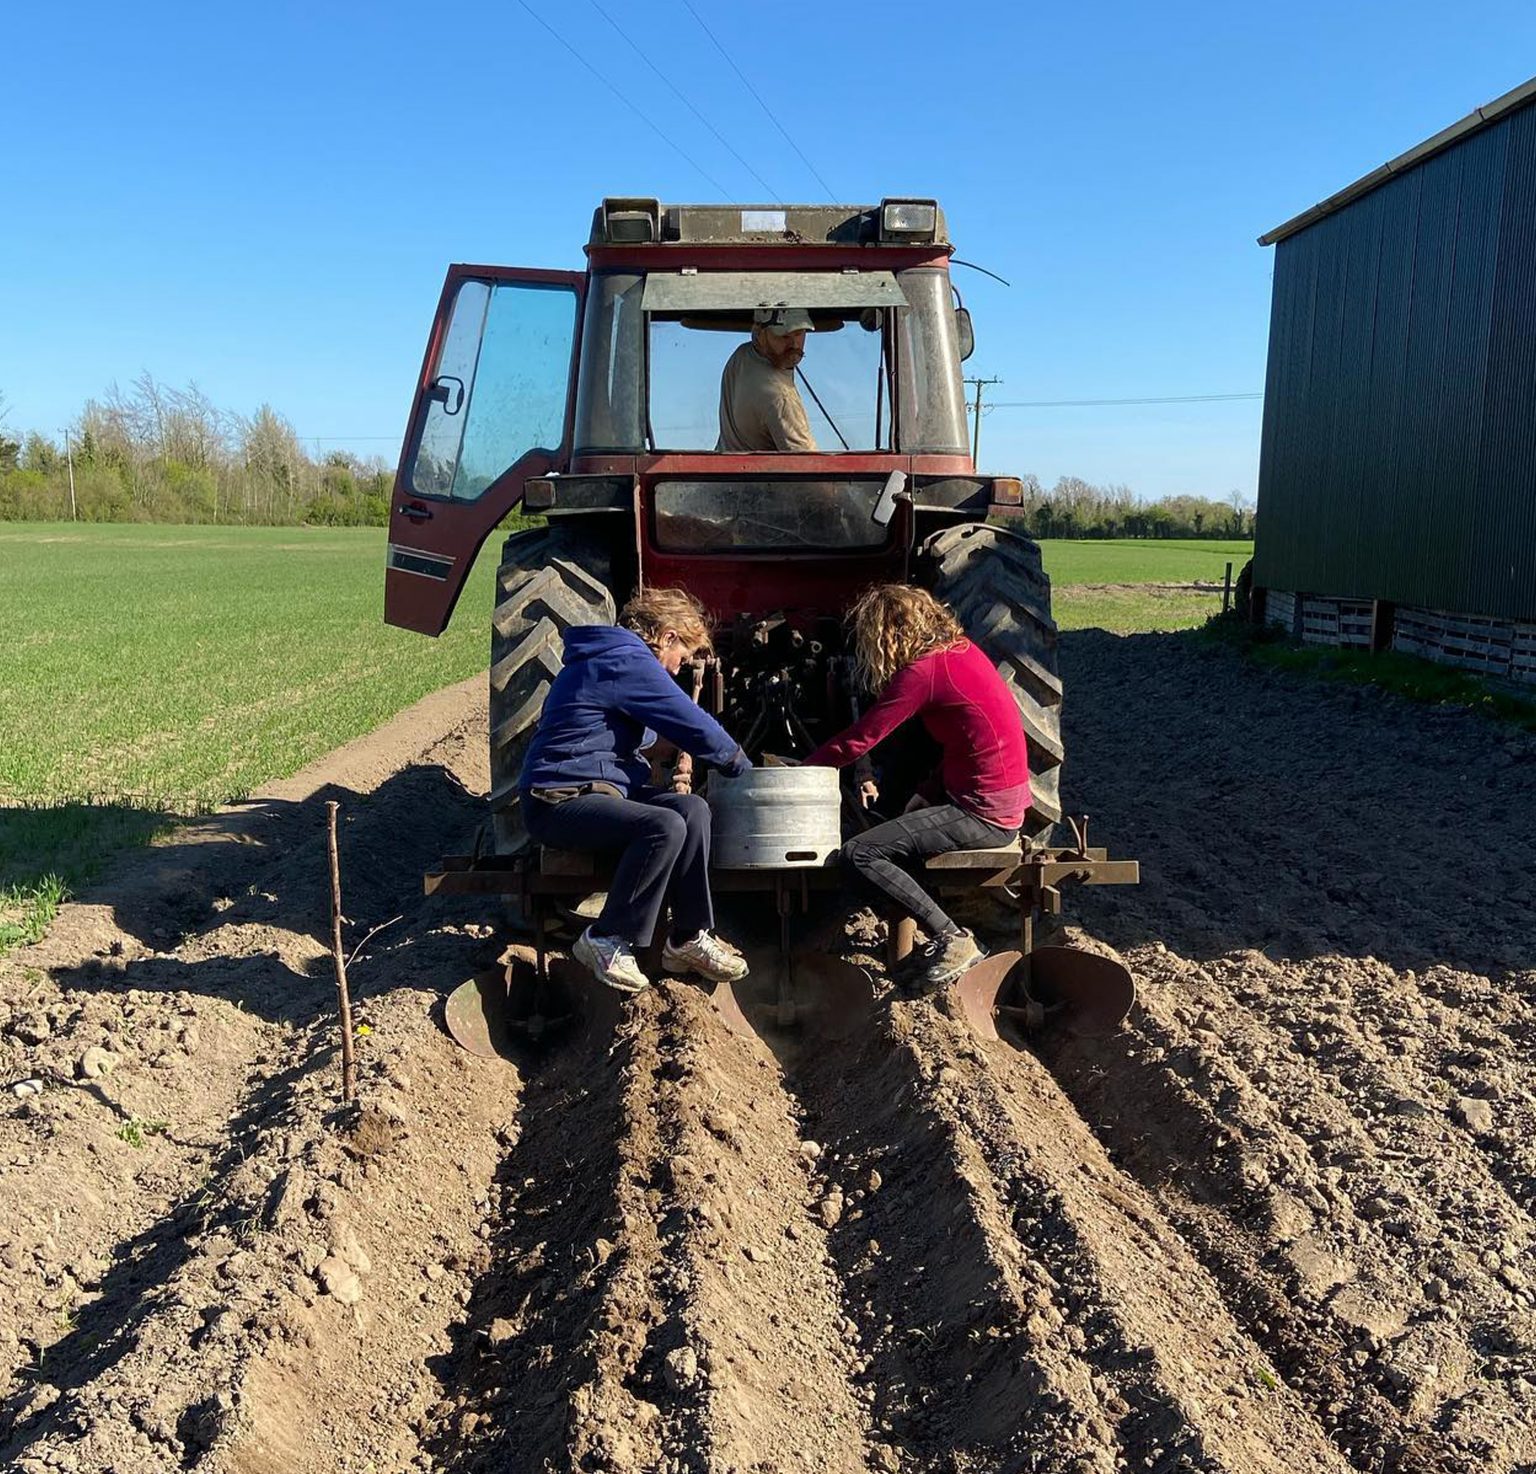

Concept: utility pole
[[965, 376, 1001, 465], [63, 429, 78, 521]]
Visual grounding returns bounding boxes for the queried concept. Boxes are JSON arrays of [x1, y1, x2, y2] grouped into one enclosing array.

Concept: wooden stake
[[325, 801, 357, 1104]]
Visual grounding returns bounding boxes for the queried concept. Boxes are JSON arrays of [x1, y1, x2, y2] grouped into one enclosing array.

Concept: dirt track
[[2, 633, 1534, 1473]]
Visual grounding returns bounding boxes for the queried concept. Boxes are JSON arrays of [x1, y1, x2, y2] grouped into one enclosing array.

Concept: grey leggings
[[841, 804, 1016, 936]]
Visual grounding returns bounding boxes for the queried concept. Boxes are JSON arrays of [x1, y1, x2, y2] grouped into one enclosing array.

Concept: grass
[[1039, 537, 1251, 587], [0, 874, 68, 951], [1039, 538, 1252, 633], [0, 521, 514, 948]]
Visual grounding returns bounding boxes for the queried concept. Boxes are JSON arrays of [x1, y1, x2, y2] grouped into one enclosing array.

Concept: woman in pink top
[[804, 585, 1031, 988]]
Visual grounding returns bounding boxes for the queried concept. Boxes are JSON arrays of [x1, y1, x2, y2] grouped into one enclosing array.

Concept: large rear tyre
[[489, 524, 615, 855], [921, 522, 1064, 840]]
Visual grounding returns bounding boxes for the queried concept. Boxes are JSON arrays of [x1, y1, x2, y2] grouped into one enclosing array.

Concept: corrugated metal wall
[[1254, 99, 1536, 622]]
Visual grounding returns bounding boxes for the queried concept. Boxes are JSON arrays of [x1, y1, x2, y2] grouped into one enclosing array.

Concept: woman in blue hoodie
[[519, 587, 752, 994]]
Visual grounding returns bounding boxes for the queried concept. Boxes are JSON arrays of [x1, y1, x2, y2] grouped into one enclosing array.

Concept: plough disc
[[444, 966, 516, 1058], [954, 945, 1136, 1043], [712, 947, 873, 1044], [444, 952, 617, 1058]]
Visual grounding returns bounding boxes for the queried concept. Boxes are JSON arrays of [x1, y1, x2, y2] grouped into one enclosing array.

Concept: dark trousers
[[523, 789, 713, 947], [841, 804, 1015, 937]]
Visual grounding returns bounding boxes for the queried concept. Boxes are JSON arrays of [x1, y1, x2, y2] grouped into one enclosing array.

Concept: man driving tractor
[[716, 306, 818, 453]]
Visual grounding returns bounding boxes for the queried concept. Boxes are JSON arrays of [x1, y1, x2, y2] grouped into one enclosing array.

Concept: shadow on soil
[[0, 803, 174, 946], [422, 1031, 631, 1474], [1056, 627, 1536, 981], [38, 762, 490, 1024]]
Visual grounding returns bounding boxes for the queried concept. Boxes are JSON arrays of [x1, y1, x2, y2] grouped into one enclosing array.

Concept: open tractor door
[[385, 266, 584, 636], [398, 198, 1137, 1052]]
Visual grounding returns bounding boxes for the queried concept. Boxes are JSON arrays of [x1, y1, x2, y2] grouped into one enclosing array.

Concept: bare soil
[[2, 633, 1533, 1473]]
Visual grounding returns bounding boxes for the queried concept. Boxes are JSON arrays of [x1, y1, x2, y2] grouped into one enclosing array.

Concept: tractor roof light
[[879, 198, 938, 243], [601, 197, 662, 244]]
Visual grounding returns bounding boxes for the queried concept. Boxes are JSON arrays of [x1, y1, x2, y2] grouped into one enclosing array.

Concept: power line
[[988, 393, 1264, 408], [516, 0, 731, 196], [680, 0, 838, 203], [588, 0, 782, 203]]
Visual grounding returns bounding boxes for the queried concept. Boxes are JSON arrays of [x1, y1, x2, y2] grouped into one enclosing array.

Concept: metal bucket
[[709, 767, 841, 868]]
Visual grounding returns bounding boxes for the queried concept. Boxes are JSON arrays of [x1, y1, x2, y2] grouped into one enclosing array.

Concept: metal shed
[[1253, 76, 1536, 682]]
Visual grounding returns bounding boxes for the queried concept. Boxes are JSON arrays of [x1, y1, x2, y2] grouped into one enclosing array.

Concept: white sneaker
[[662, 931, 750, 985], [573, 927, 651, 994]]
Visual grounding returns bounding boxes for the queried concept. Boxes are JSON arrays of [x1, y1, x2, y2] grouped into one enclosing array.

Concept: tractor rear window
[[652, 480, 890, 552], [573, 269, 969, 457]]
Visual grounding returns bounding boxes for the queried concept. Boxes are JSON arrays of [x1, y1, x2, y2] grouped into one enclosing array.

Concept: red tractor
[[387, 198, 1132, 1043]]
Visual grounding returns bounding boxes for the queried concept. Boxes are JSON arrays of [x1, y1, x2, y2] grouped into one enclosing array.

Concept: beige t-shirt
[[716, 341, 817, 453]]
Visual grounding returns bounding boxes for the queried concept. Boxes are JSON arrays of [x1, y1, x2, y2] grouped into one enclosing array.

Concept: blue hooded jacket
[[518, 625, 750, 796]]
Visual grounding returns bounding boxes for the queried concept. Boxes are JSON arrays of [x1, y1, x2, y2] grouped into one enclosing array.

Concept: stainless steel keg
[[708, 766, 842, 868]]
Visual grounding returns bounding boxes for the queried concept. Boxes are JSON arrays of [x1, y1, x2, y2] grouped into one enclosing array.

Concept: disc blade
[[795, 951, 874, 1040], [1028, 945, 1137, 1035], [952, 950, 1023, 1042], [444, 967, 514, 1059], [710, 975, 760, 1041], [445, 955, 620, 1057]]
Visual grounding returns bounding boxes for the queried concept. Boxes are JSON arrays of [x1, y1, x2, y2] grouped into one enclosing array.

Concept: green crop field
[[0, 523, 1250, 948], [1041, 538, 1251, 586], [1042, 537, 1251, 633], [0, 522, 509, 947]]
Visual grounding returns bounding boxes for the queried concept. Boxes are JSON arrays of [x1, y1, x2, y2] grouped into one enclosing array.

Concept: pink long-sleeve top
[[804, 640, 1031, 829]]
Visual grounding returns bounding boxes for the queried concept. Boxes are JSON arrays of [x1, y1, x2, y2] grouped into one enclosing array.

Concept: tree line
[[998, 475, 1253, 540], [0, 383, 1255, 538], [0, 379, 392, 526]]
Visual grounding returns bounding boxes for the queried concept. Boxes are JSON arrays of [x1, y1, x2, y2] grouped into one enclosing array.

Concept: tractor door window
[[649, 314, 890, 453], [409, 279, 579, 500]]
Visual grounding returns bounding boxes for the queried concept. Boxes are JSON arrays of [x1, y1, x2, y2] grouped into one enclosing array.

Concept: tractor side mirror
[[871, 469, 908, 527], [955, 308, 975, 361], [427, 375, 465, 416]]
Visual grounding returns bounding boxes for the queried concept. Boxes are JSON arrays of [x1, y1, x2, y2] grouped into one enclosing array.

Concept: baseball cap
[[753, 306, 815, 335]]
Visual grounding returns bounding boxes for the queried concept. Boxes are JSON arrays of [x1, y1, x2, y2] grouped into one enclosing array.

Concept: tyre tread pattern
[[923, 522, 1064, 835], [489, 525, 616, 853]]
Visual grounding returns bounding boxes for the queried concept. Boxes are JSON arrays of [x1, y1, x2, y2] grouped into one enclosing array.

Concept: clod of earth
[[77, 1046, 119, 1079], [316, 1256, 363, 1305], [1455, 1096, 1496, 1132]]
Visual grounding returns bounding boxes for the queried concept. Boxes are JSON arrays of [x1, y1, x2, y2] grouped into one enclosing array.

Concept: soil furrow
[[1046, 945, 1536, 1473], [9, 626, 1536, 1474], [775, 964, 1352, 1474], [429, 979, 872, 1474], [649, 984, 869, 1473], [421, 994, 654, 1472], [3, 683, 514, 1471]]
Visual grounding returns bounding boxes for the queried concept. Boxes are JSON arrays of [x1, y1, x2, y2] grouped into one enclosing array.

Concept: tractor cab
[[384, 197, 1010, 639]]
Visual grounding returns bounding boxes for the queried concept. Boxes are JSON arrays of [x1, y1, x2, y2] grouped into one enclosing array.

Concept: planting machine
[[383, 197, 1138, 1050]]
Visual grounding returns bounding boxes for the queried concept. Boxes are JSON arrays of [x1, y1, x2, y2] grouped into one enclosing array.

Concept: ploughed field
[[2, 618, 1532, 1474]]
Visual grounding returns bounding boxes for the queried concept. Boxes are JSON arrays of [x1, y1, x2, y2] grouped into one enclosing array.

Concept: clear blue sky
[[2, 1, 1532, 501]]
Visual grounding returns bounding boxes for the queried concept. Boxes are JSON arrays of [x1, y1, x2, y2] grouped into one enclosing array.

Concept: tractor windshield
[[573, 268, 968, 457]]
